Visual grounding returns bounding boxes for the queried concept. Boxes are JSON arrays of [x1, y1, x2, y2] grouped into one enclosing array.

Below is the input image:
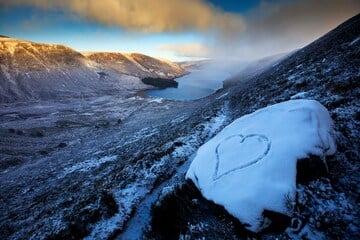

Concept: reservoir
[[145, 67, 231, 100]]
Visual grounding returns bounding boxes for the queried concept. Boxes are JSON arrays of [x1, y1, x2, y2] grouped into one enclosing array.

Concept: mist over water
[[145, 67, 231, 100]]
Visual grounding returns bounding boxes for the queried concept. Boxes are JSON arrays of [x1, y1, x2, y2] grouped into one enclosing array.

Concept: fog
[[210, 0, 360, 61]]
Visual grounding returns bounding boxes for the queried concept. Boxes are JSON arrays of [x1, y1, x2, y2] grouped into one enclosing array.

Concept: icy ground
[[0, 90, 230, 239]]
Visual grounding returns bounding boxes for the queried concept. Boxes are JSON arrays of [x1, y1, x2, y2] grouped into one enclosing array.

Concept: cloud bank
[[159, 43, 210, 58], [213, 0, 360, 60], [4, 0, 245, 34], [3, 0, 359, 61]]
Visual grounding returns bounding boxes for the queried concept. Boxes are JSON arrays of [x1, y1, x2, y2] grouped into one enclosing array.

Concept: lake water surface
[[145, 68, 230, 100]]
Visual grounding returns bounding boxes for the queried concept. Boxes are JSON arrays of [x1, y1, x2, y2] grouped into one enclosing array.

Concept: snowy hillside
[[149, 14, 359, 240], [84, 52, 184, 79], [0, 37, 185, 103]]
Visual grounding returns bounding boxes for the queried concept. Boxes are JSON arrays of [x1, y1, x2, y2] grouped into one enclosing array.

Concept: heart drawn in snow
[[213, 134, 271, 181]]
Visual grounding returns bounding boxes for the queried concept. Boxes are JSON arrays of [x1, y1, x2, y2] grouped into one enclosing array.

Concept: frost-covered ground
[[0, 90, 230, 239]]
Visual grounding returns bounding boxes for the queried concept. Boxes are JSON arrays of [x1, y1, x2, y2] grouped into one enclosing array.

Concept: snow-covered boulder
[[186, 99, 336, 232]]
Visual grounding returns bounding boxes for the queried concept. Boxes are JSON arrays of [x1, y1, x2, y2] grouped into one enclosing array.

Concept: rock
[[141, 77, 178, 89], [150, 181, 202, 240], [98, 191, 119, 218], [296, 154, 329, 184], [39, 150, 48, 155], [58, 142, 67, 148], [95, 120, 110, 128], [148, 180, 255, 239], [16, 130, 25, 135], [186, 100, 336, 232], [31, 130, 45, 137], [0, 157, 24, 170]]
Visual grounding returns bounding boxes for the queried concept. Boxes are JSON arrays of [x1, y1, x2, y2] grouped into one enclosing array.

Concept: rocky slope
[[0, 37, 185, 103], [224, 52, 288, 88], [84, 52, 184, 79], [148, 13, 360, 239]]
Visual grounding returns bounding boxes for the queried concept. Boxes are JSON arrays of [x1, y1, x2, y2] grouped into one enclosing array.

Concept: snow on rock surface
[[186, 99, 336, 232]]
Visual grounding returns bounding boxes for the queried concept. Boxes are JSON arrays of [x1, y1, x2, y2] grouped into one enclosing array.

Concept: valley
[[0, 13, 359, 240]]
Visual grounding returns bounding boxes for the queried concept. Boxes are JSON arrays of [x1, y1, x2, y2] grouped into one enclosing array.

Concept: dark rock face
[[148, 180, 254, 240], [142, 77, 178, 89], [296, 155, 329, 184]]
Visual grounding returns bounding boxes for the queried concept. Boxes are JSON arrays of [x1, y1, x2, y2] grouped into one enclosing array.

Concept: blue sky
[[0, 1, 261, 61], [208, 0, 260, 13], [0, 6, 203, 60], [0, 0, 358, 61]]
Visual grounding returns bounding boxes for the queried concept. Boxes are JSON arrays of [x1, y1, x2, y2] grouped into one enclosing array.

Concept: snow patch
[[85, 184, 149, 240], [128, 96, 144, 101], [186, 100, 336, 232], [290, 91, 308, 99], [61, 155, 117, 177], [287, 74, 297, 81], [216, 92, 229, 100], [349, 35, 360, 46], [148, 98, 164, 103], [203, 111, 227, 135], [171, 115, 188, 124]]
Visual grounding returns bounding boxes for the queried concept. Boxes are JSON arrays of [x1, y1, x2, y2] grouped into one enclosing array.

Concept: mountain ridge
[[0, 36, 186, 103]]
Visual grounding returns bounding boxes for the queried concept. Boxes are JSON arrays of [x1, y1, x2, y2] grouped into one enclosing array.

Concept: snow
[[116, 105, 229, 239], [287, 74, 297, 81], [85, 184, 149, 240], [290, 91, 308, 99], [123, 53, 150, 72], [186, 100, 336, 232], [61, 155, 117, 177], [4, 42, 17, 55], [203, 111, 227, 136], [216, 92, 229, 99], [148, 97, 164, 103], [171, 114, 189, 124], [349, 35, 360, 46]]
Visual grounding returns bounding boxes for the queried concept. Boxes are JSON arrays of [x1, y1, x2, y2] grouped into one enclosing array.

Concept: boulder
[[186, 99, 336, 232]]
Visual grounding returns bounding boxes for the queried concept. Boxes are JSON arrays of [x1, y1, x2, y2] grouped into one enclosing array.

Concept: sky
[[0, 0, 359, 61]]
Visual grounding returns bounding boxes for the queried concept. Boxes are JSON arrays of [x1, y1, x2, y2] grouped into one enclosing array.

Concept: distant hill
[[0, 37, 185, 103], [84, 52, 184, 79]]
